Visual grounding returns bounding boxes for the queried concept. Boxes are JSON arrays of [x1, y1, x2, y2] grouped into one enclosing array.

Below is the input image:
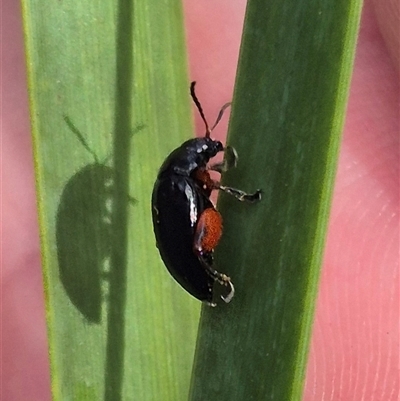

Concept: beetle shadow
[[56, 117, 143, 324], [57, 162, 113, 323]]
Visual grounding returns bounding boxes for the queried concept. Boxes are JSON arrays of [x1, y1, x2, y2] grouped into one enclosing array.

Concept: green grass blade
[[190, 1, 363, 400], [22, 0, 200, 400]]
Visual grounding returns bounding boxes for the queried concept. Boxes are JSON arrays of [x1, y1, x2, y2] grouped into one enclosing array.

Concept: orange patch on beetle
[[194, 208, 223, 253], [193, 168, 215, 192]]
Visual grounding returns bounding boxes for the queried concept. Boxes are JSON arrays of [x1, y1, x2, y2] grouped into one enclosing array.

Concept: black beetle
[[152, 82, 261, 306]]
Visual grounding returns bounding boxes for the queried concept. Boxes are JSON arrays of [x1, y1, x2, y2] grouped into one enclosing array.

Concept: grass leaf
[[189, 1, 363, 400], [22, 0, 200, 399]]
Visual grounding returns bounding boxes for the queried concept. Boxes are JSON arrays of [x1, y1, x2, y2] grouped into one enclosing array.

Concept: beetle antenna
[[63, 115, 99, 163], [190, 81, 211, 137], [210, 102, 231, 131]]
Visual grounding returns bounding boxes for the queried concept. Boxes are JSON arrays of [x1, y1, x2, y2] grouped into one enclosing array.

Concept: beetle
[[152, 82, 261, 306]]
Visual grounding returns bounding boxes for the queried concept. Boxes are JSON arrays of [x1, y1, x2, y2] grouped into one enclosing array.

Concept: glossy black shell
[[152, 137, 223, 303]]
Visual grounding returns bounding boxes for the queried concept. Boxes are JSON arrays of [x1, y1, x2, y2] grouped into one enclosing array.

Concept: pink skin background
[[2, 0, 398, 399]]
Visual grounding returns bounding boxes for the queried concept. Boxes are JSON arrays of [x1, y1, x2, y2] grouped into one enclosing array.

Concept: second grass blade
[[190, 0, 363, 400]]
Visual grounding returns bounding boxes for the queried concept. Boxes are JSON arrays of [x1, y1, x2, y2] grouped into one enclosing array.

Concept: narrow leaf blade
[[190, 0, 363, 400]]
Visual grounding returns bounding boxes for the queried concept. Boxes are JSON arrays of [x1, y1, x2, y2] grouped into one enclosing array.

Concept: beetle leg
[[221, 281, 235, 303], [197, 254, 235, 304], [198, 255, 227, 282], [205, 176, 261, 202], [218, 185, 262, 202], [194, 167, 261, 202], [209, 146, 238, 173], [197, 253, 226, 283]]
